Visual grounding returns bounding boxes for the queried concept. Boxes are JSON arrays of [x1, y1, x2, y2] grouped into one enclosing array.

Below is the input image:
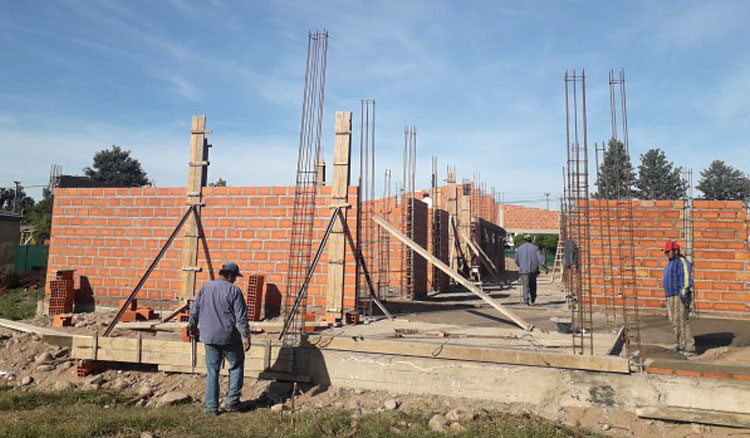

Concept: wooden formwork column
[[445, 171, 458, 272], [325, 111, 352, 319], [179, 116, 209, 302], [459, 184, 472, 268]]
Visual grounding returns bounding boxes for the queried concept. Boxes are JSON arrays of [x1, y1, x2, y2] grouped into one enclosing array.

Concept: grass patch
[[0, 389, 603, 438], [0, 287, 42, 320]]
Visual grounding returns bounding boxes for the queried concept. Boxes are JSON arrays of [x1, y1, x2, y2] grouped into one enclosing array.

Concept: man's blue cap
[[219, 262, 243, 277]]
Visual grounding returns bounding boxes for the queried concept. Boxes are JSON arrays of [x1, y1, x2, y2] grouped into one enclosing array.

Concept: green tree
[[635, 148, 687, 199], [0, 185, 35, 213], [209, 178, 227, 187], [84, 145, 149, 187], [696, 160, 750, 200], [512, 234, 558, 252], [26, 189, 54, 242], [594, 138, 636, 199]]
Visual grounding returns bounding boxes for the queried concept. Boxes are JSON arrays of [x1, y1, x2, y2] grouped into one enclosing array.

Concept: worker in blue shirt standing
[[514, 234, 547, 305], [662, 241, 696, 356], [189, 262, 251, 414]]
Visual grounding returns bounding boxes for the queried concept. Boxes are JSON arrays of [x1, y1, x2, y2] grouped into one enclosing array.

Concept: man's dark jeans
[[520, 272, 538, 304], [204, 342, 244, 412]]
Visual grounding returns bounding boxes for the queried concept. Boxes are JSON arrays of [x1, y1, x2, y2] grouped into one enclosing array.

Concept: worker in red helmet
[[662, 241, 696, 356]]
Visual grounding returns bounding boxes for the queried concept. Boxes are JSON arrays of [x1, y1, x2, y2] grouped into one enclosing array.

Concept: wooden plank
[[0, 318, 72, 337], [443, 175, 458, 272], [179, 115, 207, 302], [458, 192, 472, 263], [307, 335, 630, 373], [159, 364, 311, 382], [65, 332, 626, 374], [636, 406, 750, 428], [70, 336, 291, 368], [373, 215, 533, 331], [326, 111, 352, 317]]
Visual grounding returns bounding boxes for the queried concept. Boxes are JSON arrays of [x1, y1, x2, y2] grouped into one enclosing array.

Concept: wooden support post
[[179, 116, 208, 302], [373, 215, 533, 331], [325, 111, 352, 318], [445, 171, 458, 272], [459, 187, 472, 266]]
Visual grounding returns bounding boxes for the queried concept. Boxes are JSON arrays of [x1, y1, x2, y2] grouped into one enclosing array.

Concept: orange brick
[[670, 369, 700, 377], [702, 372, 731, 380]]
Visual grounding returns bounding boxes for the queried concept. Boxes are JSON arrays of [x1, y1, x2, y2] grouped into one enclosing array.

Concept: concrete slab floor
[[327, 272, 620, 356], [360, 266, 750, 364]]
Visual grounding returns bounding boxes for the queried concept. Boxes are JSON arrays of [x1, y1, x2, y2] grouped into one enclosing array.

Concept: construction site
[[2, 30, 750, 437]]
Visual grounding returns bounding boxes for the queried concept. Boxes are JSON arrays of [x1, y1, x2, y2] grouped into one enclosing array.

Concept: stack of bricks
[[245, 274, 265, 321], [586, 199, 750, 317], [117, 299, 155, 322], [45, 186, 359, 323], [48, 270, 75, 316]]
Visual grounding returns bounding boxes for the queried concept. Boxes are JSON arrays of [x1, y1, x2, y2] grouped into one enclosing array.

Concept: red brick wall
[[427, 208, 450, 292], [587, 200, 750, 317], [502, 204, 559, 232], [368, 197, 429, 298], [46, 186, 359, 321]]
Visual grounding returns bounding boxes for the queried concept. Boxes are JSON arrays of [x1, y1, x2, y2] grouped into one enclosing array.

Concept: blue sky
[[2, 1, 749, 206]]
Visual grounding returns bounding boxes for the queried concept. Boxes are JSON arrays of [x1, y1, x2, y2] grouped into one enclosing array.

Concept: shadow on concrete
[[465, 309, 516, 327], [695, 332, 735, 354], [241, 341, 329, 412], [377, 300, 476, 316]]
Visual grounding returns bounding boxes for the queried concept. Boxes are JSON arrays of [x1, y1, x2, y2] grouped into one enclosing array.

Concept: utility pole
[[544, 192, 550, 210], [13, 181, 21, 213]]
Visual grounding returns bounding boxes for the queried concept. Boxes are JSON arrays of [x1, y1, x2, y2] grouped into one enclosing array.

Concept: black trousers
[[520, 272, 538, 303]]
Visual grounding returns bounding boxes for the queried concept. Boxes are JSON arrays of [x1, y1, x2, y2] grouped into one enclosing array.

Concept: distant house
[[0, 211, 22, 276]]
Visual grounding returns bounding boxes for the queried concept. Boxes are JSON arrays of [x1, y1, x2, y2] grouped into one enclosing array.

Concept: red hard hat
[[663, 241, 680, 252]]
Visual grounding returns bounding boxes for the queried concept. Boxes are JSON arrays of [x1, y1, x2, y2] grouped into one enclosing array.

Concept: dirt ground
[[2, 286, 750, 436], [0, 323, 745, 438]]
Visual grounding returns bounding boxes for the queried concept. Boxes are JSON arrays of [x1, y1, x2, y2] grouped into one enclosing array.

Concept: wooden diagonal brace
[[373, 215, 533, 331]]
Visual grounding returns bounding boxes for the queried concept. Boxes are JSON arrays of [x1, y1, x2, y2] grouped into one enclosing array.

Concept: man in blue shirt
[[662, 241, 696, 356], [514, 235, 547, 305], [189, 262, 251, 414]]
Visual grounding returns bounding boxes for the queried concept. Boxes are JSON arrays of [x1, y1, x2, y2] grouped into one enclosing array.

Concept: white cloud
[[164, 73, 202, 102]]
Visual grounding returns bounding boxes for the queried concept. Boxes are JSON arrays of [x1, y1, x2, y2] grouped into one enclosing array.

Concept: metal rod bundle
[[564, 69, 594, 355], [608, 68, 641, 354], [356, 99, 376, 316], [284, 30, 328, 346]]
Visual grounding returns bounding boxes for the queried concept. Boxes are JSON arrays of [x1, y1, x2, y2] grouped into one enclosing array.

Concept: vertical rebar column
[[284, 30, 328, 346], [682, 168, 696, 315], [356, 99, 376, 316], [609, 68, 641, 354], [400, 126, 417, 299], [431, 156, 441, 292], [377, 169, 392, 298], [564, 70, 594, 355], [594, 141, 618, 324]]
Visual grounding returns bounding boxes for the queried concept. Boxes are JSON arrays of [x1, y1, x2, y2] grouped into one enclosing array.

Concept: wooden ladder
[[550, 239, 565, 283]]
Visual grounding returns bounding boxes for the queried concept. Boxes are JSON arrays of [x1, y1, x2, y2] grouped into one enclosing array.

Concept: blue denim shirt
[[188, 278, 251, 345]]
